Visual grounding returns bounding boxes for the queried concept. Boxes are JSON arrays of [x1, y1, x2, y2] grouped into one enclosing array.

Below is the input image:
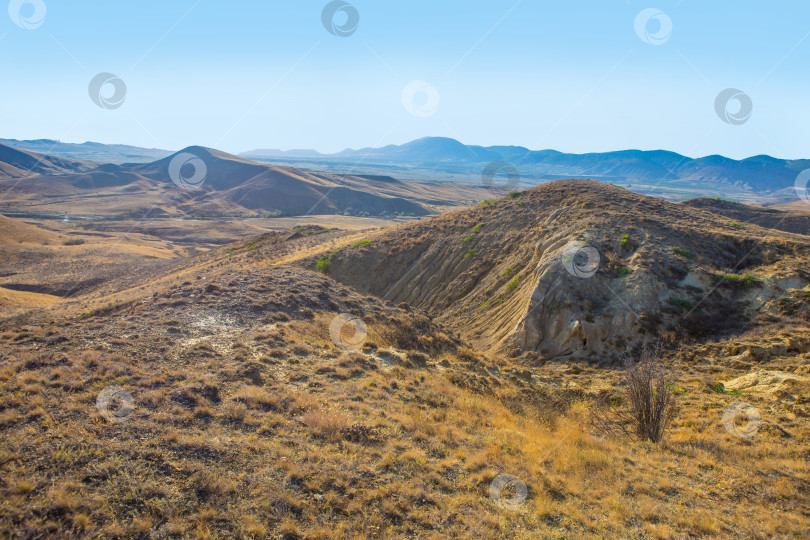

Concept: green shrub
[[714, 272, 759, 288], [503, 267, 513, 276], [316, 249, 344, 273], [508, 191, 523, 199], [479, 200, 493, 207], [708, 382, 741, 396], [463, 249, 477, 258], [620, 234, 629, 246], [477, 300, 489, 310], [506, 276, 519, 290], [724, 221, 747, 230], [617, 266, 631, 277], [667, 298, 692, 311], [351, 240, 372, 248], [316, 256, 332, 273], [461, 235, 475, 245], [670, 246, 691, 258]]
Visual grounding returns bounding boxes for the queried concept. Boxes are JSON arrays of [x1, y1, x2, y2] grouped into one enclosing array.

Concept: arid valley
[[2, 1, 810, 538]]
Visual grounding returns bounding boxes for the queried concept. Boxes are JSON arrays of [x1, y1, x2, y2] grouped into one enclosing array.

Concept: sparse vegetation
[[624, 347, 673, 443], [708, 382, 742, 395], [670, 246, 691, 258], [0, 181, 807, 538], [508, 191, 523, 199], [714, 272, 759, 288], [316, 250, 343, 273], [592, 347, 674, 444], [667, 297, 693, 311]]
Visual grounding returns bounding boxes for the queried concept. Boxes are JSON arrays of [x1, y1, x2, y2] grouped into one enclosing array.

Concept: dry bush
[[625, 346, 673, 443], [591, 345, 673, 443]]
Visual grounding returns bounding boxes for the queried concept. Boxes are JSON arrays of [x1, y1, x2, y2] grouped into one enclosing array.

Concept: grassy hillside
[[0, 186, 807, 538]]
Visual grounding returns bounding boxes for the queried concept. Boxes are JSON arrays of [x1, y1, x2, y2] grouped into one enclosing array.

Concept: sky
[[0, 0, 808, 159]]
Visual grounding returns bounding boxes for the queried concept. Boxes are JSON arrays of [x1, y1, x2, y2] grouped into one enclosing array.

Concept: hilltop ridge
[[302, 180, 810, 360]]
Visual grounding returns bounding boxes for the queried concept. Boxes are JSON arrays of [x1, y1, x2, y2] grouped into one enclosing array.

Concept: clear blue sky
[[1, 1, 808, 159]]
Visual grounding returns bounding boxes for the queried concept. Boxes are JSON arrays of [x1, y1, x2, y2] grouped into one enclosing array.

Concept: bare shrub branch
[[624, 345, 673, 443], [590, 345, 674, 443]]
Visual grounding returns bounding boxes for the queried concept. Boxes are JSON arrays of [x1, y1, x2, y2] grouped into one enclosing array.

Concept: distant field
[[20, 215, 415, 248]]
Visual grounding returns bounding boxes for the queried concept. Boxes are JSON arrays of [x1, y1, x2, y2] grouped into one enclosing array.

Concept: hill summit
[[304, 180, 810, 360]]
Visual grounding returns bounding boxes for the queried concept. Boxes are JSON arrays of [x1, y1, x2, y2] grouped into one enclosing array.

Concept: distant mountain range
[[242, 137, 810, 201], [3, 136, 809, 204], [0, 139, 172, 164], [0, 142, 489, 219]]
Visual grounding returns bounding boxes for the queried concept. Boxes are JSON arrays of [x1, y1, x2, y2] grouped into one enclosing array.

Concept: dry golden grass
[[0, 322, 806, 538], [0, 185, 807, 538]]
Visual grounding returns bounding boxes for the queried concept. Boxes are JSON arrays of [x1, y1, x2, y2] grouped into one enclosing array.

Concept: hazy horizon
[[2, 134, 806, 163], [2, 1, 809, 159]]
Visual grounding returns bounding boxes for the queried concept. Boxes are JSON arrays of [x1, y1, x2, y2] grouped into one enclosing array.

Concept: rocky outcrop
[[311, 180, 810, 361]]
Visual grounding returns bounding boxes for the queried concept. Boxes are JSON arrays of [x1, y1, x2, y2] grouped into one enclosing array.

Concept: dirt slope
[[0, 215, 66, 245], [683, 197, 810, 235], [0, 143, 95, 179], [306, 180, 810, 360]]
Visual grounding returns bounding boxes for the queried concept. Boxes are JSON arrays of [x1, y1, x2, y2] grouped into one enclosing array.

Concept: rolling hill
[[300, 180, 810, 360], [6, 136, 809, 204], [0, 138, 173, 164], [0, 143, 492, 219], [0, 214, 66, 245], [681, 197, 810, 235], [243, 136, 810, 202], [0, 143, 95, 179]]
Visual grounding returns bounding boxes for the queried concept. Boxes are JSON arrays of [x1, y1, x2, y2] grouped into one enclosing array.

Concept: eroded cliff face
[[508, 248, 808, 362]]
